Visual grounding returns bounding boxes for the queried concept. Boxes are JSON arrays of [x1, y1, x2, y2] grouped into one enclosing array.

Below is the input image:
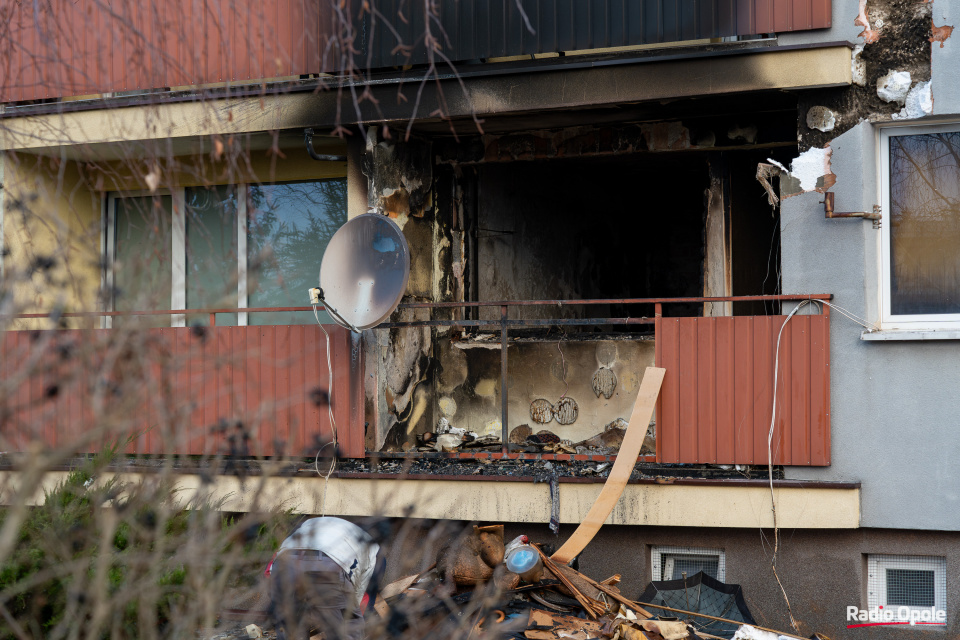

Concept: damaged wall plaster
[[362, 129, 433, 218], [360, 129, 451, 451], [798, 0, 933, 151]]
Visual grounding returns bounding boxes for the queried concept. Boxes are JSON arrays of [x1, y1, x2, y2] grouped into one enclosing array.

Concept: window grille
[[651, 546, 726, 582], [867, 555, 946, 615]]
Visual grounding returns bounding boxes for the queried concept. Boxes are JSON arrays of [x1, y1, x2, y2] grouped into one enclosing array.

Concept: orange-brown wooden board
[[551, 367, 665, 565]]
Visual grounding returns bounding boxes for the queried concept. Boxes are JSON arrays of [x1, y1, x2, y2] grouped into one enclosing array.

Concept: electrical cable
[[765, 297, 878, 632], [313, 304, 339, 516]]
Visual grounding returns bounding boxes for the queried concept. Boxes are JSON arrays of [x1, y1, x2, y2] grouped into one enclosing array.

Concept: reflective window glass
[[113, 194, 173, 327], [186, 185, 239, 326], [247, 179, 347, 325], [889, 132, 960, 315]]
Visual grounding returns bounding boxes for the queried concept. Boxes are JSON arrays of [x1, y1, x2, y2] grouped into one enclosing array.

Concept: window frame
[[879, 123, 960, 330], [867, 554, 946, 616], [650, 545, 725, 582], [103, 184, 250, 328]]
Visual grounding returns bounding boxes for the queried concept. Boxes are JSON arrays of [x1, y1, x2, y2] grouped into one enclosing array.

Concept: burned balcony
[[369, 295, 832, 467], [0, 294, 830, 468]]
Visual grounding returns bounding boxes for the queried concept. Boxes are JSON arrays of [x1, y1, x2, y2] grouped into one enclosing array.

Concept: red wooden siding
[[0, 324, 363, 458], [654, 311, 830, 466], [0, 0, 331, 104]]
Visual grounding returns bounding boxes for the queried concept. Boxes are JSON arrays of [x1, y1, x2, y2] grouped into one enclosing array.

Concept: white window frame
[[103, 186, 248, 328], [867, 554, 946, 616], [879, 123, 960, 330], [651, 546, 725, 582]]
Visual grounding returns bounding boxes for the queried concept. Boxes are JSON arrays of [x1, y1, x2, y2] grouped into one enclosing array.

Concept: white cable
[[765, 297, 873, 631], [766, 299, 812, 632], [313, 304, 338, 516]]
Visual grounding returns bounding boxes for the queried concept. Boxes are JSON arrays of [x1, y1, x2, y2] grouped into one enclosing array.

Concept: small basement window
[[651, 546, 726, 582], [867, 555, 946, 616]]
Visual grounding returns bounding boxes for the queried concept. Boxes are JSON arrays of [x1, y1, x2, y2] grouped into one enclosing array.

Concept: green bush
[[0, 455, 295, 640]]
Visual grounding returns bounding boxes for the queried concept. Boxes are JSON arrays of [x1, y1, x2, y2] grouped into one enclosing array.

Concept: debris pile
[[377, 525, 819, 640], [408, 417, 655, 457]]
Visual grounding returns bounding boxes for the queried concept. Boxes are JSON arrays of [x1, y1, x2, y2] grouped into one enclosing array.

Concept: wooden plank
[[551, 367, 665, 564], [678, 318, 698, 463], [715, 316, 736, 463], [697, 318, 717, 463]]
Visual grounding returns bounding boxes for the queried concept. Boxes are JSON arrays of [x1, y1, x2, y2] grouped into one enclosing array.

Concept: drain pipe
[[304, 128, 347, 162]]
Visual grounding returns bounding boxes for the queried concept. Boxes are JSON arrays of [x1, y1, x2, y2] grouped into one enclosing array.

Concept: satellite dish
[[319, 213, 410, 331]]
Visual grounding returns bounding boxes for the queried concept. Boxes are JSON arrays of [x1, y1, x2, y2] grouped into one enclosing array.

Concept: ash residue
[[331, 457, 778, 481]]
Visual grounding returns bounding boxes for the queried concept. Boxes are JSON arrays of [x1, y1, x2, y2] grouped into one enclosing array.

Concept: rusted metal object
[[822, 192, 882, 223], [530, 399, 554, 424]]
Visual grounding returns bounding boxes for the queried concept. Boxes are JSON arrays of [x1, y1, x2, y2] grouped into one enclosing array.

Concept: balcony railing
[[1, 295, 831, 466], [1, 0, 832, 105], [0, 307, 363, 459]]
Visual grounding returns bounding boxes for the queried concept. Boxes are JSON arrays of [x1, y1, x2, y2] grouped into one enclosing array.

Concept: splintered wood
[[524, 610, 604, 640]]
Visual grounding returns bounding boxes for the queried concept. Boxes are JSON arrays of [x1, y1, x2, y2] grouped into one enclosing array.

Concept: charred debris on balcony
[[376, 524, 816, 640]]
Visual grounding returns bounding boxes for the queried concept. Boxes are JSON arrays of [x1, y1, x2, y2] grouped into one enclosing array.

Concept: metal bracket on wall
[[822, 192, 882, 229]]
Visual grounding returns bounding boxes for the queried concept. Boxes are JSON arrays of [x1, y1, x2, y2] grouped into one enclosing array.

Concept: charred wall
[[365, 113, 796, 453]]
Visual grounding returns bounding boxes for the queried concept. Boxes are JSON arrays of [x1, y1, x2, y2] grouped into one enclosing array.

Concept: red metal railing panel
[[697, 319, 717, 463], [0, 324, 362, 458], [656, 313, 831, 466], [715, 316, 736, 463], [1, 0, 325, 104]]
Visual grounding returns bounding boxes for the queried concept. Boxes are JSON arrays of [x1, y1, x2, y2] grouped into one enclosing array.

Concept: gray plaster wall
[[781, 121, 960, 531], [932, 1, 960, 116]]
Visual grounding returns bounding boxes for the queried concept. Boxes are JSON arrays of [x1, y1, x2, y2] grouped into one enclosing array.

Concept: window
[[651, 546, 725, 582], [867, 555, 946, 617], [880, 125, 960, 329], [104, 179, 347, 327]]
